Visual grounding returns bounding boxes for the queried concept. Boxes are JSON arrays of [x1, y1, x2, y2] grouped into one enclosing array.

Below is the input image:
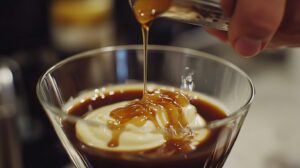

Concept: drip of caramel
[[132, 0, 172, 25], [131, 0, 172, 95], [132, 0, 172, 96], [107, 89, 193, 152]]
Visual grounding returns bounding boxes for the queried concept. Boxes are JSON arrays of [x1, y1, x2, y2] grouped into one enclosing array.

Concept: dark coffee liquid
[[63, 89, 228, 168]]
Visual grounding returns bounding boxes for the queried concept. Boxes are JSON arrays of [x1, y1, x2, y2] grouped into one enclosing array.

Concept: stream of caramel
[[132, 0, 172, 95], [106, 0, 196, 152]]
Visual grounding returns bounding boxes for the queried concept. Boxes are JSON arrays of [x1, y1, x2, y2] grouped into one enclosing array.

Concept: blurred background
[[0, 0, 299, 168]]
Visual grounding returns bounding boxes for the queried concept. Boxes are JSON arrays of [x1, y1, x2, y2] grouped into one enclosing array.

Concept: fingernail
[[234, 37, 263, 57]]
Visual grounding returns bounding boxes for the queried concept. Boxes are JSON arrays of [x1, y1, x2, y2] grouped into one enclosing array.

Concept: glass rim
[[36, 44, 255, 129]]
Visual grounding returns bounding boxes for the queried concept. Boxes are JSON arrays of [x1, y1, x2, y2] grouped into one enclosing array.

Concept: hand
[[207, 0, 300, 57]]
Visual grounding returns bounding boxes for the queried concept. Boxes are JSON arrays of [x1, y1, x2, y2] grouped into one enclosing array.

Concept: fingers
[[205, 0, 234, 43], [221, 0, 236, 17], [206, 0, 233, 42], [229, 0, 286, 57], [206, 28, 228, 42]]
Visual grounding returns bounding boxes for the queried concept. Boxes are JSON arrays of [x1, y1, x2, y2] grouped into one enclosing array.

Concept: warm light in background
[[51, 0, 115, 53]]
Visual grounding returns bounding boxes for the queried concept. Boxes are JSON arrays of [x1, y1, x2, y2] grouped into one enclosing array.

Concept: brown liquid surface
[[63, 89, 228, 168]]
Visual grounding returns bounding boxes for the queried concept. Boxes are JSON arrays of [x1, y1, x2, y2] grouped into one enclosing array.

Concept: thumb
[[228, 0, 286, 57]]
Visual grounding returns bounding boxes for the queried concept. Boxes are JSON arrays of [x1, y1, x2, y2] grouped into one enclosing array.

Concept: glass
[[37, 45, 254, 168], [129, 0, 229, 31]]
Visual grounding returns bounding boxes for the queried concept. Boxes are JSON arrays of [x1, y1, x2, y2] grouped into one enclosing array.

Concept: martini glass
[[37, 45, 254, 168]]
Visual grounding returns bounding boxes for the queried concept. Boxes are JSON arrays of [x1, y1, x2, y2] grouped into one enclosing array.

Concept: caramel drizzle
[[107, 90, 193, 152], [105, 0, 195, 152], [132, 0, 172, 96]]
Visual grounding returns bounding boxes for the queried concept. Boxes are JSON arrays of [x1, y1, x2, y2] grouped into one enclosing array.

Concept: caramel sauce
[[132, 0, 172, 95], [101, 0, 189, 151], [107, 89, 192, 150], [132, 0, 172, 25]]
